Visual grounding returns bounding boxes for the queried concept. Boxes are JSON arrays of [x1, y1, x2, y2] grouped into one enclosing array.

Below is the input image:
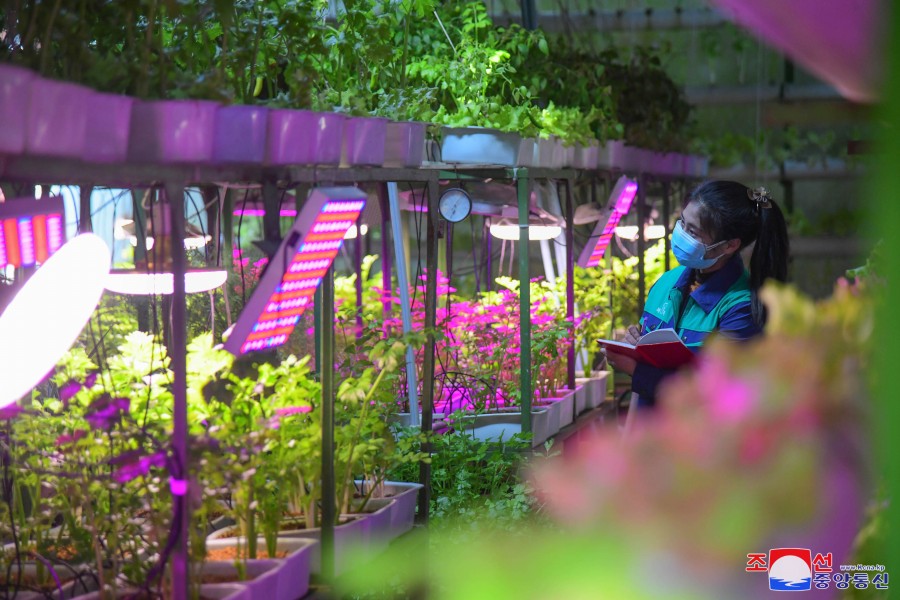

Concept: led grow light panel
[[577, 177, 638, 268], [0, 196, 65, 269], [224, 186, 367, 356]]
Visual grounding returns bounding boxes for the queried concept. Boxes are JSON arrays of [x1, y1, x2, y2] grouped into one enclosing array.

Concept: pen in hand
[[623, 325, 641, 346]]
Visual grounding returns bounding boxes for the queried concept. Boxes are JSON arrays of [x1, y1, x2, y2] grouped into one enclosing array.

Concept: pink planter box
[[0, 64, 35, 155], [383, 121, 426, 167], [26, 78, 90, 158], [128, 99, 218, 163], [341, 116, 388, 166], [266, 109, 345, 165], [84, 93, 134, 163], [214, 105, 269, 163], [203, 536, 317, 600], [597, 140, 623, 169]]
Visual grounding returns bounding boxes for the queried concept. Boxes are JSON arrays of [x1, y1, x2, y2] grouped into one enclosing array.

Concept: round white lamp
[[0, 234, 111, 409]]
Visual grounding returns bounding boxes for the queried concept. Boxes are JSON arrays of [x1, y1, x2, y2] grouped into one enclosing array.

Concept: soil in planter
[[206, 546, 288, 560], [4, 542, 84, 562], [0, 572, 83, 591], [217, 515, 355, 540]]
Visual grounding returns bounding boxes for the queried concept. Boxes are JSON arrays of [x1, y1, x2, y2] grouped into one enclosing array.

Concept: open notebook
[[598, 328, 696, 369]]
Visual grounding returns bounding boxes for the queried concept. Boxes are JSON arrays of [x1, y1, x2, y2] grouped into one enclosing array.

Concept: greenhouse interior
[[0, 0, 897, 598]]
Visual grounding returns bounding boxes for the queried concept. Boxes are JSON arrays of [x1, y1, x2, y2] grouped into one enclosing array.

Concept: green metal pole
[[222, 189, 234, 274], [320, 264, 336, 583], [517, 172, 532, 435], [78, 186, 93, 233], [417, 176, 440, 525], [637, 176, 647, 320], [314, 286, 322, 376], [565, 178, 576, 391], [165, 183, 190, 600]]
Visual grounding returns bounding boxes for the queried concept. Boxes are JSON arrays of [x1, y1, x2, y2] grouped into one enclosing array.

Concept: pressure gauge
[[438, 188, 472, 224]]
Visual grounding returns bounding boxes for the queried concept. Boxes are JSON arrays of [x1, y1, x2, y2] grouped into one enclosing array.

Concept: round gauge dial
[[438, 188, 472, 223]]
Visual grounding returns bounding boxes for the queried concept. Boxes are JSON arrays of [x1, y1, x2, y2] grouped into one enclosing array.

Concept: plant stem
[[339, 366, 389, 513], [37, 0, 61, 75], [245, 7, 263, 103]]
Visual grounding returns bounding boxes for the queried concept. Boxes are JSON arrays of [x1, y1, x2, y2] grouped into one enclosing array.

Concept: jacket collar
[[673, 254, 746, 313]]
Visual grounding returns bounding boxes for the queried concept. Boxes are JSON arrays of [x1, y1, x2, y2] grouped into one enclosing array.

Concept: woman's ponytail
[[748, 190, 790, 325]]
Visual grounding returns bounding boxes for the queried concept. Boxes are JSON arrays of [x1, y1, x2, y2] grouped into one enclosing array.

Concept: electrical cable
[[237, 188, 250, 306], [4, 420, 23, 600]]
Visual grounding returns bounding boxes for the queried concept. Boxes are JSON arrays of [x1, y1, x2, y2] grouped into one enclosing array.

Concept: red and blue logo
[[768, 548, 813, 591]]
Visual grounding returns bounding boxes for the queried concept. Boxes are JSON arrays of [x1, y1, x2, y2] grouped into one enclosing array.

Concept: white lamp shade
[[489, 223, 562, 241], [105, 269, 227, 295], [614, 225, 667, 241], [0, 234, 110, 409]]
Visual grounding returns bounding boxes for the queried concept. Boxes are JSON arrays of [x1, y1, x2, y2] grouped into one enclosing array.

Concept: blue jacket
[[632, 254, 761, 406]]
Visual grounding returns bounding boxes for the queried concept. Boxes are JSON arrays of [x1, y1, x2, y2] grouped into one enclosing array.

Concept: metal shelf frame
[[0, 155, 703, 597]]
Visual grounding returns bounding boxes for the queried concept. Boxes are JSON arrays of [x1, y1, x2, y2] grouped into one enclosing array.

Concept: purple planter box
[[341, 116, 388, 166], [609, 141, 639, 171], [597, 140, 624, 169], [276, 516, 366, 576], [383, 121, 426, 167], [214, 105, 268, 163], [349, 497, 395, 553], [266, 109, 345, 166], [382, 481, 423, 538], [84, 93, 134, 163], [128, 99, 218, 164], [0, 64, 35, 155], [203, 537, 316, 600], [25, 78, 90, 158]]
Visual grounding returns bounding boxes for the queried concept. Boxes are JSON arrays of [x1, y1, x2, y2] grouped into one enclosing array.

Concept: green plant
[[314, 0, 437, 117], [538, 102, 603, 146], [0, 331, 238, 595], [507, 40, 622, 143], [404, 1, 544, 135], [388, 420, 534, 532]]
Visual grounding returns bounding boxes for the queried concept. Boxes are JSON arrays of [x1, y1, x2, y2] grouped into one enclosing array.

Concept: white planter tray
[[440, 127, 522, 167]]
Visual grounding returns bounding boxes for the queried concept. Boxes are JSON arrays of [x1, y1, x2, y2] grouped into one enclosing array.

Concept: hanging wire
[[753, 35, 763, 184], [236, 188, 250, 306]]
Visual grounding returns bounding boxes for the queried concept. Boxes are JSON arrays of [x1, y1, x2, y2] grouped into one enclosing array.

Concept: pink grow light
[[0, 196, 65, 269], [224, 186, 367, 355], [234, 208, 298, 218], [576, 176, 638, 268]]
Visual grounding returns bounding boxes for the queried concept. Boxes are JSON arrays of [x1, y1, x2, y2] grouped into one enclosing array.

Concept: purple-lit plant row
[[0, 324, 428, 597]]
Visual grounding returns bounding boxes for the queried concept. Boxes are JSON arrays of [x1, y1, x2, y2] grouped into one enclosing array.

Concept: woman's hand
[[604, 325, 641, 375], [603, 350, 637, 376]]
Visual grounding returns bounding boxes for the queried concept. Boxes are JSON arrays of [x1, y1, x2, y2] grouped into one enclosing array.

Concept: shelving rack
[[0, 152, 703, 596]]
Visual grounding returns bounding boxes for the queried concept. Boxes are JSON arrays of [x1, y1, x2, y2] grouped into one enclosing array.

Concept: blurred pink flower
[[276, 405, 313, 416], [696, 357, 757, 424]]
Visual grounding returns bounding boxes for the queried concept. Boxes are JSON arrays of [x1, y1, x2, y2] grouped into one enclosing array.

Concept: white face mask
[[671, 220, 728, 270]]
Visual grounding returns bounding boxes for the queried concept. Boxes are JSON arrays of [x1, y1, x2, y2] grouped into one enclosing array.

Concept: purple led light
[[46, 215, 64, 254], [615, 183, 639, 213], [0, 225, 6, 267], [577, 176, 639, 268], [224, 187, 368, 356], [18, 218, 35, 267], [169, 478, 189, 496], [234, 208, 298, 218]]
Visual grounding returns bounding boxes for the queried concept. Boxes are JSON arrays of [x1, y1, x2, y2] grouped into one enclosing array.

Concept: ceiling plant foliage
[[1, 0, 693, 148]]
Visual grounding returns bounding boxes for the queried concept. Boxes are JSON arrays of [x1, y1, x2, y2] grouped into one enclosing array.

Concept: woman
[[604, 180, 790, 408]]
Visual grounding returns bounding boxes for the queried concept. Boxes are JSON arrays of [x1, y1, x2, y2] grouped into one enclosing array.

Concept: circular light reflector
[[0, 234, 110, 409], [105, 269, 227, 295]]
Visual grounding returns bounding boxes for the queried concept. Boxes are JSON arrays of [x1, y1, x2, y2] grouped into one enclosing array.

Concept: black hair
[[687, 180, 790, 326]]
